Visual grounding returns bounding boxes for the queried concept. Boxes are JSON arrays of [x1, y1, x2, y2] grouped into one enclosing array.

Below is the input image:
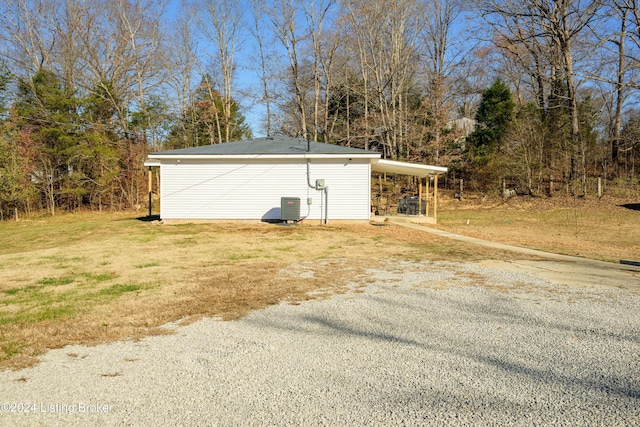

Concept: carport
[[371, 159, 448, 223]]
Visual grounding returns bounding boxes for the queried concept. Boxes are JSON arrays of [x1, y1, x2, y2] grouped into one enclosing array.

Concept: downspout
[[306, 138, 328, 224], [324, 186, 329, 225], [306, 158, 331, 225], [307, 158, 322, 224], [306, 159, 315, 188]]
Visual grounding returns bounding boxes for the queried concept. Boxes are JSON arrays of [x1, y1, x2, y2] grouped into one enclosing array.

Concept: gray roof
[[150, 136, 380, 156]]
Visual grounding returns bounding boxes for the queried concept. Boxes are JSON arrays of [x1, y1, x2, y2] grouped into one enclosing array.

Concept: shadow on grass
[[136, 214, 161, 222], [619, 203, 640, 211]]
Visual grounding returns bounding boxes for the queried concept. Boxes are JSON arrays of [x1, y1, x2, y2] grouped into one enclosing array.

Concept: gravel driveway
[[1, 260, 639, 426]]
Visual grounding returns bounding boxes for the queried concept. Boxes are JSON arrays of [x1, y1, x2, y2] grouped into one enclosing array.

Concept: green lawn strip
[[134, 262, 161, 269], [95, 283, 146, 298], [0, 340, 25, 362], [0, 270, 148, 327], [1, 287, 89, 325], [37, 276, 76, 287]]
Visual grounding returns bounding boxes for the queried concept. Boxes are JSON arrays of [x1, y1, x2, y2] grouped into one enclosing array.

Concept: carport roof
[[372, 159, 447, 177]]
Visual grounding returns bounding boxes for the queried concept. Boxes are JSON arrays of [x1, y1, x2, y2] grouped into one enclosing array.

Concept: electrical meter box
[[315, 179, 325, 189], [280, 197, 301, 222]]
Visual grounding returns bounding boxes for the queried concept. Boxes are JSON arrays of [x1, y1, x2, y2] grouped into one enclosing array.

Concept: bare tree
[[46, 0, 85, 92], [600, 0, 640, 176], [259, 0, 309, 138], [621, 0, 640, 50], [611, 2, 628, 176], [419, 0, 466, 162], [0, 0, 53, 77], [302, 0, 337, 142], [70, 0, 168, 143], [167, 0, 200, 147], [319, 28, 345, 143], [115, 0, 167, 136], [477, 0, 604, 193], [344, 0, 423, 158], [249, 0, 277, 137], [198, 0, 244, 143]]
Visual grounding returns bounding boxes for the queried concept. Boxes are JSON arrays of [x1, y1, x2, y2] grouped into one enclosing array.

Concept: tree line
[[1, 0, 639, 217]]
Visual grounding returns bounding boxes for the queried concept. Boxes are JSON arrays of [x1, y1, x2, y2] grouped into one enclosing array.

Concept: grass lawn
[[0, 211, 519, 370], [434, 195, 640, 262], [0, 195, 637, 370]]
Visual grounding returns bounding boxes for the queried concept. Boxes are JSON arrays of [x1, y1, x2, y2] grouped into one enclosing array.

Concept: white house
[[144, 136, 447, 223]]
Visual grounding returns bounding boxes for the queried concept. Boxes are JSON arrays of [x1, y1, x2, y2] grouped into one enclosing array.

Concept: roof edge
[[372, 159, 448, 177], [147, 153, 380, 160]]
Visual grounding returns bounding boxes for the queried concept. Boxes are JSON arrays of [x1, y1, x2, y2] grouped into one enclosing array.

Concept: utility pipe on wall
[[306, 160, 315, 189], [306, 160, 319, 223], [324, 186, 329, 225], [307, 159, 329, 225]]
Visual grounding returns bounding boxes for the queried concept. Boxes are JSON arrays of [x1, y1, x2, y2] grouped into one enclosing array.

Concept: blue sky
[[165, 0, 271, 137]]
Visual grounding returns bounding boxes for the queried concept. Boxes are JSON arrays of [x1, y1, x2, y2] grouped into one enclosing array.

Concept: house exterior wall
[[158, 158, 371, 221]]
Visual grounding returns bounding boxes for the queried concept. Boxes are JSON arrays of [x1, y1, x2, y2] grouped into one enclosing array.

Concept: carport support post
[[433, 174, 438, 222], [418, 177, 423, 215], [425, 177, 430, 217], [148, 167, 152, 217]]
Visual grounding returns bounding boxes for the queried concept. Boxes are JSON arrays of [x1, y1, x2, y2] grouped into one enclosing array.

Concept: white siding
[[159, 159, 371, 221]]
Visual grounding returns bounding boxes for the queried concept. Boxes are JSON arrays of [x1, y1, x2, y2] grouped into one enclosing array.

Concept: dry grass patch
[[5, 198, 631, 371], [435, 195, 640, 262], [1, 212, 515, 370]]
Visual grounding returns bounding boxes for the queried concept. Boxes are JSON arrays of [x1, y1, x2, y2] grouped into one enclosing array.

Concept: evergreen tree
[[14, 69, 84, 213], [467, 79, 515, 163], [165, 76, 251, 149], [83, 81, 122, 210], [464, 79, 515, 190]]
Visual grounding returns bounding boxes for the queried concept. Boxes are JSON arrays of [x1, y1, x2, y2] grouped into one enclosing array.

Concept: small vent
[[280, 197, 301, 221]]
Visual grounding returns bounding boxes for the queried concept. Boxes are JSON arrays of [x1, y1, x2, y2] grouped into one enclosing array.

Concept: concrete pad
[[373, 215, 437, 224], [476, 259, 640, 290]]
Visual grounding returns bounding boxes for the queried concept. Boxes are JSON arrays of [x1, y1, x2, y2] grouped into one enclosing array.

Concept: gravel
[[1, 260, 639, 427]]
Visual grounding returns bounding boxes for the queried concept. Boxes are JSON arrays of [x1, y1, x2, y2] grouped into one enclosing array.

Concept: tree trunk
[[612, 5, 627, 177]]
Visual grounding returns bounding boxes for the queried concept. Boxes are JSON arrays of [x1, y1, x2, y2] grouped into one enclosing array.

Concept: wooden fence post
[[597, 177, 602, 198]]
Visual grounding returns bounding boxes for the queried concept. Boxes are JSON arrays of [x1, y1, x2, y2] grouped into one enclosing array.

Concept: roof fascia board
[[147, 153, 380, 161], [372, 159, 448, 176]]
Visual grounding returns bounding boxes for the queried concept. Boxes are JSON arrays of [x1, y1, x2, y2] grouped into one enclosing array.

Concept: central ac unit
[[280, 197, 301, 222]]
